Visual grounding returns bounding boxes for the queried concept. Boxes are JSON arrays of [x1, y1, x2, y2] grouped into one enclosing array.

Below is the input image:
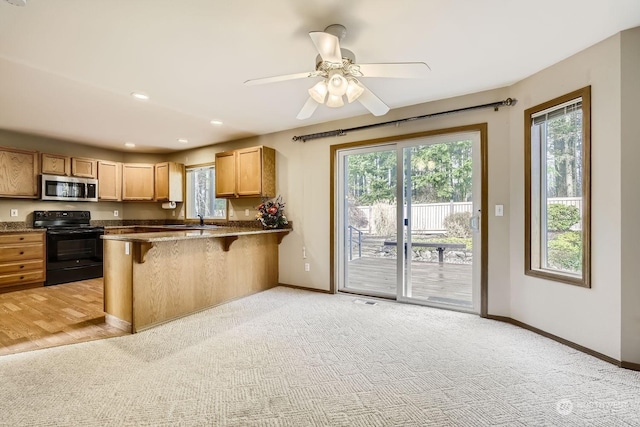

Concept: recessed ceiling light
[[177, 138, 188, 144], [4, 0, 27, 6], [130, 92, 149, 101], [210, 120, 223, 126], [124, 142, 136, 148]]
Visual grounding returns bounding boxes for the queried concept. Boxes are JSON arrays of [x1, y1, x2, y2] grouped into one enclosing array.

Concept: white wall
[[620, 26, 640, 365], [508, 34, 622, 359]]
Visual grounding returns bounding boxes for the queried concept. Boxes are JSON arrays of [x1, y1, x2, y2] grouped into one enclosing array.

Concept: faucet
[[197, 214, 204, 226]]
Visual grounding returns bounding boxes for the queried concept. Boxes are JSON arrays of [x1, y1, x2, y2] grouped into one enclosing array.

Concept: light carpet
[[1, 286, 639, 426]]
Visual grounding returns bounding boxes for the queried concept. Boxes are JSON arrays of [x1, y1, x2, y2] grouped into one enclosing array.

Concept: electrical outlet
[[244, 209, 250, 217], [113, 210, 119, 217], [304, 263, 310, 272], [10, 209, 18, 217], [495, 205, 504, 217], [229, 209, 234, 217]]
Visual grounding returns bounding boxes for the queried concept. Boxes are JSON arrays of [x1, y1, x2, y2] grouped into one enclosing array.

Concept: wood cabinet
[[97, 160, 122, 201], [215, 151, 237, 198], [215, 146, 275, 198], [122, 163, 155, 200], [0, 147, 39, 198], [155, 162, 184, 202], [71, 157, 98, 178], [41, 153, 71, 176], [0, 232, 45, 293]]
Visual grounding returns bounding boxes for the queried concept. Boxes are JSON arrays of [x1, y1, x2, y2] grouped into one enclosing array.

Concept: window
[[525, 87, 591, 287], [186, 164, 227, 220]]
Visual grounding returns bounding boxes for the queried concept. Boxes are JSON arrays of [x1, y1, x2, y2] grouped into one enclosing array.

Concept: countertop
[[0, 227, 46, 234], [101, 226, 290, 243]]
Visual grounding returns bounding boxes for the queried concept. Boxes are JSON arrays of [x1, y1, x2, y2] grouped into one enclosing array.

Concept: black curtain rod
[[292, 97, 517, 142]]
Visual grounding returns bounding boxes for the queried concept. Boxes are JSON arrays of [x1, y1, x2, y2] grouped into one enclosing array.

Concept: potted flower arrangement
[[256, 196, 288, 229]]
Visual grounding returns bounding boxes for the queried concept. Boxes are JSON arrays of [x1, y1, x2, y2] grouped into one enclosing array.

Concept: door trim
[[329, 123, 489, 317]]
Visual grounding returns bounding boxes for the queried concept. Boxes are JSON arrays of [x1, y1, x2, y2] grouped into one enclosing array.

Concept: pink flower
[[268, 206, 278, 215]]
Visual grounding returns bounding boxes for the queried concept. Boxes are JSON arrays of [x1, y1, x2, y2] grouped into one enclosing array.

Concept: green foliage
[[548, 231, 582, 272], [346, 139, 473, 206], [443, 212, 472, 238], [547, 203, 580, 231]]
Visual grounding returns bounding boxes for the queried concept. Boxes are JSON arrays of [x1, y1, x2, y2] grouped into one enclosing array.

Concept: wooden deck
[[344, 256, 472, 308]]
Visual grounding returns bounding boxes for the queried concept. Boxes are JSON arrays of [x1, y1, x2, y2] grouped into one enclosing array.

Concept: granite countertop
[[0, 227, 46, 234], [101, 226, 289, 243]]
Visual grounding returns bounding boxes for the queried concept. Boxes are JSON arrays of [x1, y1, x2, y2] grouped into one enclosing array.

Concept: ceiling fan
[[244, 24, 431, 120]]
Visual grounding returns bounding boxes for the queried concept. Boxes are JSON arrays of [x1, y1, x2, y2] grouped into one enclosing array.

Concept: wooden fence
[[354, 197, 582, 234]]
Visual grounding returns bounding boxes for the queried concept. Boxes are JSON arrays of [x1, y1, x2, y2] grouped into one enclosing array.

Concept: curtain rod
[[292, 97, 517, 142]]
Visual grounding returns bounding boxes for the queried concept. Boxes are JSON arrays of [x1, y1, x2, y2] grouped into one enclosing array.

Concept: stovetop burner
[[33, 210, 99, 229]]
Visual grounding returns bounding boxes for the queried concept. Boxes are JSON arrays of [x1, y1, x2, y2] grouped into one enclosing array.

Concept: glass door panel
[[337, 146, 398, 298], [399, 132, 480, 312]]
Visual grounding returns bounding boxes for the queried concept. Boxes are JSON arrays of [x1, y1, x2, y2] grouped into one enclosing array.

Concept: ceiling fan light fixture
[[346, 78, 365, 103], [326, 94, 344, 108], [327, 71, 348, 97], [308, 81, 328, 103]]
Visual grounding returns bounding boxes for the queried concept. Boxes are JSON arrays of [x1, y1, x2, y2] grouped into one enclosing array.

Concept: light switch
[[10, 209, 18, 217], [495, 205, 504, 217]]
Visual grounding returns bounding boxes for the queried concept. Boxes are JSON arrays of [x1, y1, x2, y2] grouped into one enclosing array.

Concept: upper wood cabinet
[[71, 157, 98, 178], [97, 160, 122, 201], [155, 162, 184, 202], [0, 147, 39, 199], [41, 153, 71, 176], [41, 153, 97, 178], [122, 163, 155, 201], [215, 151, 237, 198], [215, 146, 275, 198]]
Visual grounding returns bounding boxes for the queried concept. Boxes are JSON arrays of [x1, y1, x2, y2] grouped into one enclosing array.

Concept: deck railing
[[348, 225, 363, 260]]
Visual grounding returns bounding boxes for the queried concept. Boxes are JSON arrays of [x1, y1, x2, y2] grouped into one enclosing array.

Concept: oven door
[[45, 229, 104, 285]]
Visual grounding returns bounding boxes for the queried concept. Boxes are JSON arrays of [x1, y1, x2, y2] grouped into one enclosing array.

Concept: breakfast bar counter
[[101, 226, 289, 333]]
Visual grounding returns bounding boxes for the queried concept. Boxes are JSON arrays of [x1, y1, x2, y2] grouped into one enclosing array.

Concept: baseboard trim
[[278, 283, 332, 294], [486, 315, 638, 371]]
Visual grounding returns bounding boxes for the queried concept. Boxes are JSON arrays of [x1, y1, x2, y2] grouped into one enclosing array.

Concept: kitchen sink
[[166, 224, 221, 229]]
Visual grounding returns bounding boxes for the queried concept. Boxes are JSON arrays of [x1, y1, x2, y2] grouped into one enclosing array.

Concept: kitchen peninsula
[[102, 226, 289, 333]]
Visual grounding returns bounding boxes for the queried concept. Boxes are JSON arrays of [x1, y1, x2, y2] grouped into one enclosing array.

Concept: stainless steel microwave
[[40, 174, 98, 202]]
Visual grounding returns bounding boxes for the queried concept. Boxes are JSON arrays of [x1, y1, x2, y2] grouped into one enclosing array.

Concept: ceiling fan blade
[[296, 97, 320, 120], [356, 62, 431, 79], [357, 85, 390, 116], [244, 72, 313, 86], [309, 31, 342, 63]]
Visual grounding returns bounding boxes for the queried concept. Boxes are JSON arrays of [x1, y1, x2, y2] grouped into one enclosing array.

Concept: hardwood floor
[[0, 278, 127, 357]]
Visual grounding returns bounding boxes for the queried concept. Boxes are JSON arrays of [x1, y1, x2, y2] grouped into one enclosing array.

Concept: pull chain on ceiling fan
[[244, 24, 431, 119]]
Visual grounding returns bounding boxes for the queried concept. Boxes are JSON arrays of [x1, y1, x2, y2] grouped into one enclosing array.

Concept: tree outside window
[[186, 164, 227, 220], [525, 87, 591, 287]]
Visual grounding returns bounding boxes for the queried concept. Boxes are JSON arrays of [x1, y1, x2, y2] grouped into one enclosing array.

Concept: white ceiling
[[1, 0, 639, 153]]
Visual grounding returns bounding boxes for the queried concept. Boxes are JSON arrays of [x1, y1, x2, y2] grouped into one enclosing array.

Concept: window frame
[[185, 162, 228, 221], [524, 86, 591, 287]]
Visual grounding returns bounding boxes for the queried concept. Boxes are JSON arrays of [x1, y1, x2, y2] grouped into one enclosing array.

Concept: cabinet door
[[155, 162, 184, 202], [215, 151, 237, 198], [0, 147, 38, 198], [72, 157, 98, 178], [122, 163, 155, 200], [236, 147, 262, 196], [155, 162, 170, 201], [98, 160, 122, 201], [41, 153, 71, 176]]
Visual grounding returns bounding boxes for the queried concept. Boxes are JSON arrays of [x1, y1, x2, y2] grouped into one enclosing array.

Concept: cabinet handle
[[19, 265, 24, 269], [20, 276, 24, 280], [19, 251, 24, 255], [19, 237, 24, 241]]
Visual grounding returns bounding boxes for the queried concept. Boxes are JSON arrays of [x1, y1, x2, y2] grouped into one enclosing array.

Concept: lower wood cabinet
[[0, 232, 45, 292]]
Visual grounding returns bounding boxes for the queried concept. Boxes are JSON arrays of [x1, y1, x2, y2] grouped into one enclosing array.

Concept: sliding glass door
[[336, 131, 482, 313]]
